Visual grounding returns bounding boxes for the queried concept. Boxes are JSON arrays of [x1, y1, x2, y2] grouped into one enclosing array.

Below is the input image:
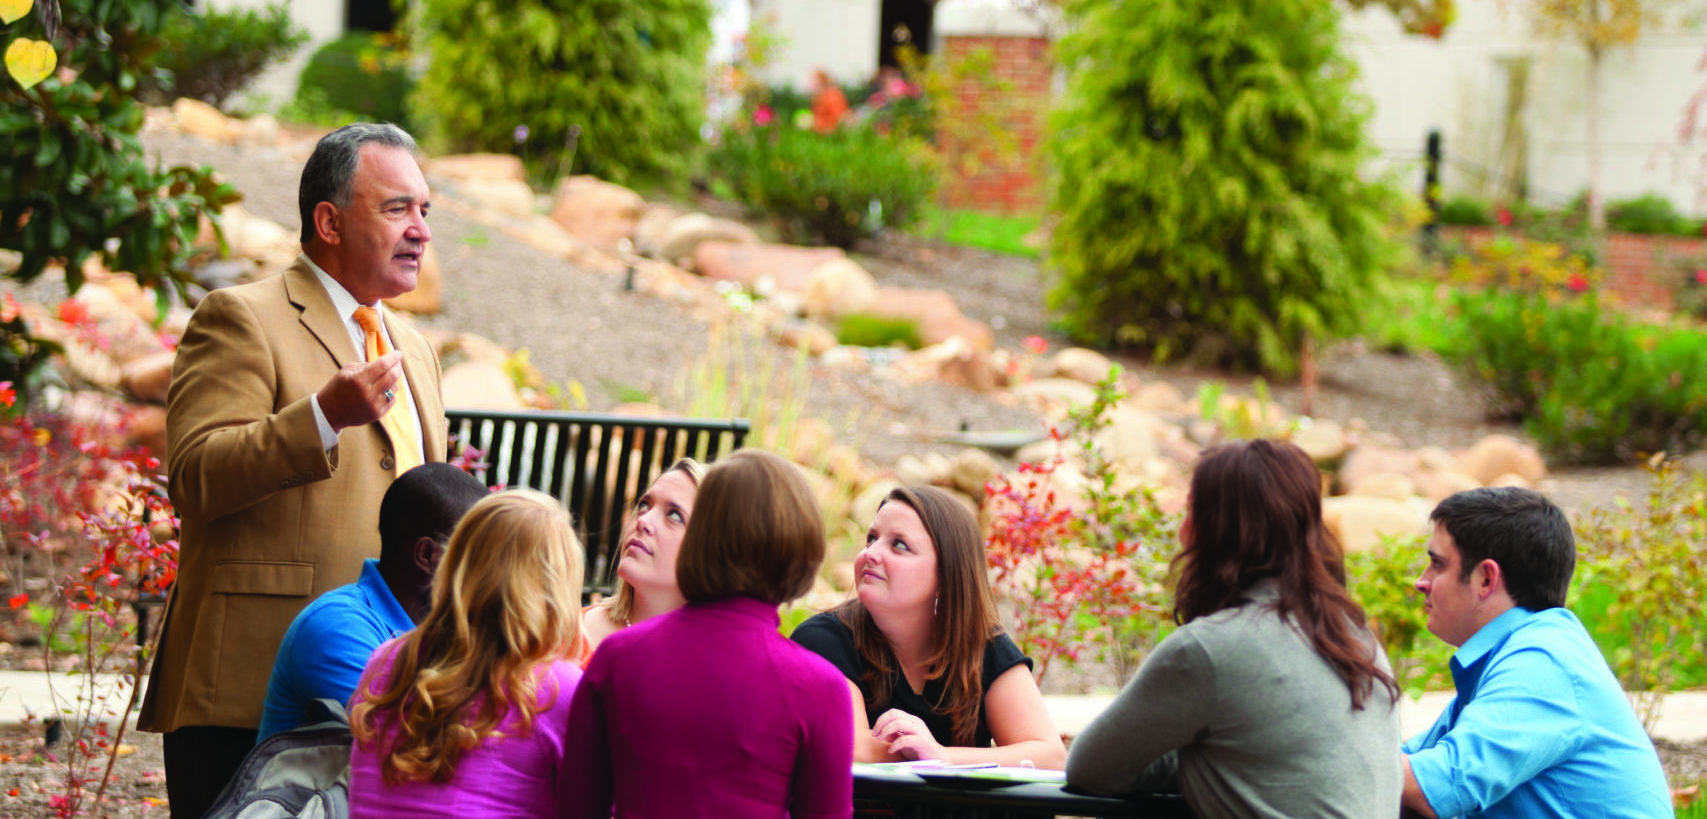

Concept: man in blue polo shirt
[[1401, 487, 1671, 818], [256, 463, 488, 741]]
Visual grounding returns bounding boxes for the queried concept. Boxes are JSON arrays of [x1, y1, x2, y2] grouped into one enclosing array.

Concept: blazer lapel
[[284, 259, 356, 370]]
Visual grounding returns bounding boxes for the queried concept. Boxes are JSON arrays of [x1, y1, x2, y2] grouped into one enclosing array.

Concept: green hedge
[[294, 32, 414, 128], [710, 124, 937, 248], [143, 2, 308, 109]]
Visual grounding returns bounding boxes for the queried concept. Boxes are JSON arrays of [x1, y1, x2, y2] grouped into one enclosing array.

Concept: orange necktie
[[353, 306, 423, 475]]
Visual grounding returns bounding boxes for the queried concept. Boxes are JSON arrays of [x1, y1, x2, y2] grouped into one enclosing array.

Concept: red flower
[[1496, 208, 1514, 227], [1695, 269, 1707, 286], [7, 593, 27, 609], [1566, 273, 1590, 293], [753, 106, 775, 127], [57, 298, 90, 327], [1023, 335, 1048, 355], [0, 381, 13, 409], [0, 293, 18, 323]]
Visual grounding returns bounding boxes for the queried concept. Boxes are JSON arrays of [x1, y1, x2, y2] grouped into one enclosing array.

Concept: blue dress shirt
[[1403, 606, 1672, 818], [256, 559, 415, 741]]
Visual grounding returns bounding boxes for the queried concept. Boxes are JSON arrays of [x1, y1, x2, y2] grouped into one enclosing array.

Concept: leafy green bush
[[411, 0, 711, 185], [1451, 288, 1707, 463], [710, 124, 937, 248], [1346, 537, 1454, 695], [1437, 195, 1494, 227], [1045, 0, 1397, 375], [141, 2, 308, 109], [294, 32, 414, 128], [1574, 459, 1707, 728], [835, 314, 922, 349], [1606, 192, 1697, 236], [2, 0, 238, 403]]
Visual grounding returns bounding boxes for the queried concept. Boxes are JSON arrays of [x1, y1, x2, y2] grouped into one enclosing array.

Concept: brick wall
[[938, 34, 1051, 215], [1440, 226, 1697, 312]]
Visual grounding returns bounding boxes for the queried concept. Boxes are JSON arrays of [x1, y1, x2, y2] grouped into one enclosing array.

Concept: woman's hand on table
[[873, 709, 946, 762]]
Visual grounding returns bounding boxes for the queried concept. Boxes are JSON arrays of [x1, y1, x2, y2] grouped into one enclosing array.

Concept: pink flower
[[1695, 269, 1707, 286], [1566, 273, 1589, 293], [753, 106, 775, 127], [1496, 208, 1514, 227], [0, 292, 18, 323], [1023, 335, 1048, 354]]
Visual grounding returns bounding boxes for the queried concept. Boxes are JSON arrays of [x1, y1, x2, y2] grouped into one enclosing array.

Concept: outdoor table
[[852, 764, 1196, 818]]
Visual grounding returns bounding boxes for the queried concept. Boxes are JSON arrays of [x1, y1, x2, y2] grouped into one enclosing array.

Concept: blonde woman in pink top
[[349, 489, 584, 818]]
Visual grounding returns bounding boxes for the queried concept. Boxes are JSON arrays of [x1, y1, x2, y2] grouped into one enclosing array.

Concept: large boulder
[[1291, 419, 1349, 464], [1322, 495, 1430, 554], [1010, 378, 1099, 414], [120, 351, 177, 405], [547, 175, 645, 251], [658, 214, 760, 264], [1454, 434, 1547, 485], [383, 243, 443, 315], [441, 361, 525, 410], [173, 98, 243, 145], [948, 448, 1004, 500], [1047, 347, 1115, 385], [458, 178, 537, 221], [692, 241, 843, 291], [864, 287, 993, 351], [1093, 406, 1165, 471], [631, 203, 684, 258], [1338, 444, 1421, 495], [802, 258, 878, 319], [887, 338, 1003, 392]]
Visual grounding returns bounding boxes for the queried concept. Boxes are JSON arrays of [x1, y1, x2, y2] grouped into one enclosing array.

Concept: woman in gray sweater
[[1066, 439, 1402, 819]]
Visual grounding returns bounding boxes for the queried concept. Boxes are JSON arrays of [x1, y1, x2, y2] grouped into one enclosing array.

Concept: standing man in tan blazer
[[140, 123, 448, 818]]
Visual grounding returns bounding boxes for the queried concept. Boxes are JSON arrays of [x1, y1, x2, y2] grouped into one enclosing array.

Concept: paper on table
[[858, 762, 1067, 783]]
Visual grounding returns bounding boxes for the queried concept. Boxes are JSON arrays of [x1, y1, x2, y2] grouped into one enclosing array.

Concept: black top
[[791, 610, 1032, 748]]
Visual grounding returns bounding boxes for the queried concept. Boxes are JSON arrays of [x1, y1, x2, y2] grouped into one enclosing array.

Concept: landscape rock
[[240, 113, 279, 149], [693, 241, 842, 291], [1323, 495, 1429, 554], [866, 287, 993, 351], [852, 478, 903, 529], [120, 351, 177, 405], [124, 405, 169, 462], [71, 282, 170, 365], [1292, 419, 1349, 463], [773, 320, 840, 356], [802, 258, 879, 319], [548, 175, 645, 251], [887, 338, 1002, 392], [458, 178, 537, 221], [1339, 444, 1421, 495], [1047, 347, 1115, 385], [948, 448, 1004, 499], [1347, 471, 1416, 502], [1455, 434, 1548, 485], [659, 214, 760, 264], [894, 454, 941, 488], [383, 243, 443, 315], [1488, 472, 1535, 489], [1128, 381, 1188, 416], [173, 98, 242, 144], [1094, 407, 1165, 470], [441, 360, 525, 410], [1414, 470, 1483, 502], [1010, 378, 1099, 414], [631, 203, 684, 258], [425, 153, 527, 184]]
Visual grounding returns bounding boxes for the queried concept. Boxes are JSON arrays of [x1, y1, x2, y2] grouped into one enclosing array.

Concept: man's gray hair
[[298, 123, 420, 244]]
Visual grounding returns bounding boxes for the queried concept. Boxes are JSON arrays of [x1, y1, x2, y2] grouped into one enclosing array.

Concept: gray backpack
[[203, 699, 352, 819]]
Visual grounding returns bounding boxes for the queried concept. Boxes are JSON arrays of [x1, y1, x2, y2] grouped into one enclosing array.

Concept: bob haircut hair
[[350, 489, 584, 785], [1174, 439, 1396, 710], [602, 458, 708, 624], [675, 450, 824, 606], [833, 485, 1000, 747]]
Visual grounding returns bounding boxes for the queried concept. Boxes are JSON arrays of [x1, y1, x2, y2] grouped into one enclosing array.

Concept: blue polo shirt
[[1403, 606, 1671, 818], [256, 559, 415, 741]]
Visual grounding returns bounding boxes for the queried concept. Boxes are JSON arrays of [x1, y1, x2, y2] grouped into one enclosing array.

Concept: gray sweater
[[1065, 580, 1401, 819]]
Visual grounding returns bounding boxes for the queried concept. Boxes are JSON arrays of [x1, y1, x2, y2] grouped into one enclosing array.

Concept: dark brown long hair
[[835, 486, 998, 746], [1173, 439, 1397, 710]]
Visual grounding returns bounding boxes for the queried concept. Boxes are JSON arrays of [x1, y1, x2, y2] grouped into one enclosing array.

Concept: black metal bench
[[445, 408, 750, 597]]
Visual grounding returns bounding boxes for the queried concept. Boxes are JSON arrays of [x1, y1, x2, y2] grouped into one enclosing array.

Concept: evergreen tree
[[410, 0, 711, 184], [1046, 0, 1396, 375]]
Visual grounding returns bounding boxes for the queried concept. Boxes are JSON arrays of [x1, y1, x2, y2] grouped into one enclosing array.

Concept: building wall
[[750, 0, 881, 90], [202, 0, 344, 110]]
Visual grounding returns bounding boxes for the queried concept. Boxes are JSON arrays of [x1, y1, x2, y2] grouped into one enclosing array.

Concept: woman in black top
[[793, 485, 1065, 768]]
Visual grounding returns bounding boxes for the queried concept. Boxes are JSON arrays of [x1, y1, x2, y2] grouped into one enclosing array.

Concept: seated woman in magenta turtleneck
[[559, 450, 853, 819]]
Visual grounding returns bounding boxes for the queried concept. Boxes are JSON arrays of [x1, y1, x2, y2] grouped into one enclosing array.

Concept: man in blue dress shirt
[[256, 463, 488, 741], [1402, 487, 1671, 818]]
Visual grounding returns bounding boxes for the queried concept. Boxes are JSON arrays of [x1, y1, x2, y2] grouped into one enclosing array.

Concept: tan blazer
[[139, 259, 446, 732]]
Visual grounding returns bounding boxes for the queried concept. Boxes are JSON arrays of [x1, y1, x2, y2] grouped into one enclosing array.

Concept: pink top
[[558, 596, 854, 818], [349, 637, 582, 818]]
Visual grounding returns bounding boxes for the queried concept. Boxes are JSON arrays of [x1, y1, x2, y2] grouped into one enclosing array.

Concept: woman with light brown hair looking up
[[580, 457, 706, 661], [793, 485, 1065, 769]]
